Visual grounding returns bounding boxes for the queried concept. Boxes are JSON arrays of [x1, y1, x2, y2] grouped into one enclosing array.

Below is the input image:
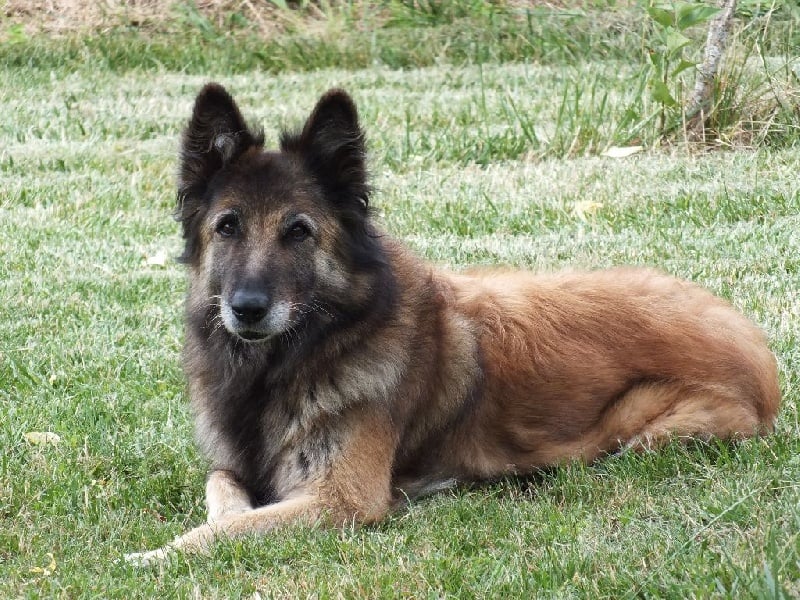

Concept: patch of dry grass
[[2, 0, 292, 35], [0, 0, 633, 36]]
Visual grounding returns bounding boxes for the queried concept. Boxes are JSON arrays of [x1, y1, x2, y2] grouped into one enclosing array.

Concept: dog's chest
[[196, 376, 341, 504], [195, 344, 404, 503]]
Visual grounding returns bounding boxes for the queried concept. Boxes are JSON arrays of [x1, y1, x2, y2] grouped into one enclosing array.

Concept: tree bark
[[684, 0, 738, 138]]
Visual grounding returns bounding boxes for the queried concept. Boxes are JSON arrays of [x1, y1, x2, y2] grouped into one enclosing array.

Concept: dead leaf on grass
[[571, 200, 605, 221], [144, 250, 168, 267], [23, 431, 61, 446], [602, 145, 643, 158], [29, 553, 57, 576]]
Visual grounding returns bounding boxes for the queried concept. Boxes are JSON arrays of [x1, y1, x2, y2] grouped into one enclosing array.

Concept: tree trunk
[[684, 0, 738, 139]]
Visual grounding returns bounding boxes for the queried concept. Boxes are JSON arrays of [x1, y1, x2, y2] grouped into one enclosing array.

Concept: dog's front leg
[[205, 469, 253, 523], [124, 494, 320, 566], [125, 470, 255, 565], [125, 406, 397, 566]]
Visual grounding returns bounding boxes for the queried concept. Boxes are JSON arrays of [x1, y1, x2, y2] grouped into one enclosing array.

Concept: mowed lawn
[[1, 3, 799, 598]]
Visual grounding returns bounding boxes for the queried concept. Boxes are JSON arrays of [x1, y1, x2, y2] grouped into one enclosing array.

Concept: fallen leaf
[[602, 145, 643, 158], [145, 250, 168, 267], [571, 200, 604, 221], [23, 432, 61, 446], [29, 553, 57, 576]]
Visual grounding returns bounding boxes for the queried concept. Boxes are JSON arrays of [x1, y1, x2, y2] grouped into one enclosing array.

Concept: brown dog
[[126, 84, 780, 564]]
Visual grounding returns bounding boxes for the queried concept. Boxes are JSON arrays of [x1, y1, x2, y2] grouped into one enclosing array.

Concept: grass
[[1, 5, 647, 71], [1, 1, 799, 597]]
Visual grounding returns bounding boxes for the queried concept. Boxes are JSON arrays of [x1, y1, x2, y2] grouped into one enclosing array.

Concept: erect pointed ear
[[178, 83, 263, 211], [280, 89, 369, 214], [176, 83, 263, 263]]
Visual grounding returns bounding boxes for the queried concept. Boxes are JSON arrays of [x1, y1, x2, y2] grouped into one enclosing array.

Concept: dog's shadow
[[388, 436, 764, 521]]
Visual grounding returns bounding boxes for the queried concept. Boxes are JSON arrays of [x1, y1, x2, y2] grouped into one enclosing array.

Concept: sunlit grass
[[1, 3, 799, 597]]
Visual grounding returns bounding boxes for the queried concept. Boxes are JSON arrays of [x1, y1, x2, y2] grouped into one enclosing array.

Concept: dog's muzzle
[[220, 290, 291, 342]]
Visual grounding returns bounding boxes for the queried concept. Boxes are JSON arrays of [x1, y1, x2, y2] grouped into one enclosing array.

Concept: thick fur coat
[[126, 84, 780, 564]]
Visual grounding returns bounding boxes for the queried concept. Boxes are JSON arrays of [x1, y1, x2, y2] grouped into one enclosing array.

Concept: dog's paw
[[123, 546, 175, 567]]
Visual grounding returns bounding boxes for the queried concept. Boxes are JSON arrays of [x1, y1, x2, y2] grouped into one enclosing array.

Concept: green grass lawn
[[1, 2, 799, 597]]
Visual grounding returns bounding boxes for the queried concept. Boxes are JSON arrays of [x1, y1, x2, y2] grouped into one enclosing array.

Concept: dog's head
[[177, 84, 387, 344]]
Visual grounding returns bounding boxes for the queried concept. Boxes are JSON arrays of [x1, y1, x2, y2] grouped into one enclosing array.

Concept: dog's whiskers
[[311, 301, 335, 319], [207, 294, 223, 308], [281, 321, 300, 353], [289, 301, 335, 321], [210, 315, 225, 335]]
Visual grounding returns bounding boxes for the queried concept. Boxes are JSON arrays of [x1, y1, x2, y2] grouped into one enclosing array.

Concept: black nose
[[230, 289, 270, 325]]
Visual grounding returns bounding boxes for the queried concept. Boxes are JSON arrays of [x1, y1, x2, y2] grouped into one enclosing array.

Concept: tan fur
[[127, 244, 779, 566], [125, 87, 780, 566]]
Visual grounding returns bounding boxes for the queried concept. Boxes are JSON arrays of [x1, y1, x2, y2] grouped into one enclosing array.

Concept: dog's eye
[[216, 216, 239, 238], [287, 222, 310, 242]]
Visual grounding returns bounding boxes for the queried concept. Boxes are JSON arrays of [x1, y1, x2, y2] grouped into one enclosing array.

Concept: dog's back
[[126, 85, 780, 565], [383, 257, 779, 492]]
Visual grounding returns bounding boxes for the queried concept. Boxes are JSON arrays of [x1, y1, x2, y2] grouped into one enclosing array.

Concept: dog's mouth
[[236, 330, 271, 342], [218, 299, 294, 343]]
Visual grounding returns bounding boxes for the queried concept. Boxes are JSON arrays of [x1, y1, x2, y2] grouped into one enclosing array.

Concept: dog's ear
[[177, 83, 263, 262], [179, 83, 262, 205], [281, 89, 369, 214]]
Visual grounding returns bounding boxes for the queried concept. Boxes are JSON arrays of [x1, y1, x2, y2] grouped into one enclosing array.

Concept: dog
[[125, 83, 780, 564]]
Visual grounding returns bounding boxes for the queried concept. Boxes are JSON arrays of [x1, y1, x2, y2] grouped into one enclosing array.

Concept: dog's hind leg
[[206, 470, 254, 523], [602, 382, 763, 452]]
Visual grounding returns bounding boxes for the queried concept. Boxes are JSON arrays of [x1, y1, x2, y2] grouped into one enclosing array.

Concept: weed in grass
[[636, 0, 800, 147], [386, 0, 501, 27], [644, 0, 722, 132], [700, 32, 800, 148]]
